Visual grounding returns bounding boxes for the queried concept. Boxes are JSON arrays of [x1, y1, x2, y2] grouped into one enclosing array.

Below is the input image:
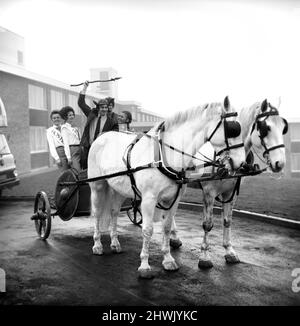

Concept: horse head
[[205, 96, 246, 171], [250, 99, 287, 173]]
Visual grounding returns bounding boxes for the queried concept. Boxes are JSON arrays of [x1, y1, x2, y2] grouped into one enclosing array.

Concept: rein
[[60, 112, 247, 210], [123, 111, 244, 210]]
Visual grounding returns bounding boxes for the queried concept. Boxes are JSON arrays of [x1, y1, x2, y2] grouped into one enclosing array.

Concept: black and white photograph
[[0, 0, 300, 317]]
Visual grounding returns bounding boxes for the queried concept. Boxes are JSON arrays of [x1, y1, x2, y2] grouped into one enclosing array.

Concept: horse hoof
[[138, 268, 155, 279], [225, 254, 240, 264], [92, 246, 103, 255], [111, 245, 122, 254], [170, 239, 183, 249], [162, 260, 179, 271], [198, 259, 213, 269]]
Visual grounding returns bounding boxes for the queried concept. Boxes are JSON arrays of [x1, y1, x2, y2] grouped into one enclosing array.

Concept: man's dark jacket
[[78, 93, 119, 169]]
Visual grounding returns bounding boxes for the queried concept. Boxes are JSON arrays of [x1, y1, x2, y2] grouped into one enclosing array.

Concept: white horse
[[87, 97, 246, 278], [170, 99, 288, 268]]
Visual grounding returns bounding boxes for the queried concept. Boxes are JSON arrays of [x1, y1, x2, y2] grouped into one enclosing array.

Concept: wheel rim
[[34, 191, 51, 240]]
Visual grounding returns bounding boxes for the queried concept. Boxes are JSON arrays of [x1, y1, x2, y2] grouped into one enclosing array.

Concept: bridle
[[124, 112, 245, 210], [156, 111, 245, 180], [250, 105, 288, 158], [206, 112, 244, 157]]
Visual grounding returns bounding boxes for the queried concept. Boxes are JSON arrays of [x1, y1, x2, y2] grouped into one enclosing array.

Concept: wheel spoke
[[41, 220, 46, 236], [38, 220, 43, 234]]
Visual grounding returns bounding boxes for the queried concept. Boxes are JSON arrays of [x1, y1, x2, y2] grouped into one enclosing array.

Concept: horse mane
[[239, 101, 281, 137], [240, 102, 261, 126], [164, 102, 224, 131]]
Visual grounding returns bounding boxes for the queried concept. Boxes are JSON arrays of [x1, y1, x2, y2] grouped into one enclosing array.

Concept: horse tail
[[88, 137, 107, 178], [89, 137, 112, 232], [90, 180, 112, 233]]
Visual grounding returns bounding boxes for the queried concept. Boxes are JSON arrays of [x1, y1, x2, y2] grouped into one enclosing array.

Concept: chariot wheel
[[127, 201, 143, 226], [55, 169, 79, 221], [31, 191, 52, 240]]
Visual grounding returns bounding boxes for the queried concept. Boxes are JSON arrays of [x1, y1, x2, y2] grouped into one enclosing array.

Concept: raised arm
[[78, 81, 91, 117]]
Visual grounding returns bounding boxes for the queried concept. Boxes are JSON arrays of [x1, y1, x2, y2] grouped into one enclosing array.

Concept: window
[[68, 94, 80, 115], [0, 96, 7, 127], [99, 71, 109, 91], [0, 134, 10, 155], [290, 124, 300, 141], [131, 109, 136, 120], [291, 153, 300, 172], [17, 50, 24, 65], [30, 126, 48, 153], [28, 85, 46, 110], [51, 90, 64, 111]]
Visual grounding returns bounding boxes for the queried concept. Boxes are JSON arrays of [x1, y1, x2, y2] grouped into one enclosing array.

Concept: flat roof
[[0, 61, 163, 118], [0, 61, 80, 92], [0, 26, 24, 39]]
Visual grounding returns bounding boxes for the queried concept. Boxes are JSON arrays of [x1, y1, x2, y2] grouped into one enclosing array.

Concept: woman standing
[[60, 106, 81, 172], [46, 110, 69, 171]]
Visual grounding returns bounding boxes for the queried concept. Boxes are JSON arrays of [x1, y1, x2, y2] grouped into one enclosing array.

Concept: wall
[[0, 71, 31, 174]]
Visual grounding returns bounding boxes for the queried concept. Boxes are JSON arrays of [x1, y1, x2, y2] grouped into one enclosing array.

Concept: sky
[[0, 0, 300, 118]]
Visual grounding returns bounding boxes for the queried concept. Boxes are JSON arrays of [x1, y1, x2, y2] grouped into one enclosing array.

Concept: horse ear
[[224, 96, 230, 111], [261, 99, 268, 112]]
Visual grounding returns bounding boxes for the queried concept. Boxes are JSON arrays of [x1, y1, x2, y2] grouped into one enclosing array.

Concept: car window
[[0, 134, 11, 155], [0, 97, 8, 127]]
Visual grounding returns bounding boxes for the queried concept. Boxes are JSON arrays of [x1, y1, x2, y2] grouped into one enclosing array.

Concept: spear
[[70, 77, 122, 87]]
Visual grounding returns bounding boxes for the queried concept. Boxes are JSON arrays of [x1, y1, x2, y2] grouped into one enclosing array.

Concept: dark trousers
[[70, 145, 81, 172], [80, 146, 90, 170]]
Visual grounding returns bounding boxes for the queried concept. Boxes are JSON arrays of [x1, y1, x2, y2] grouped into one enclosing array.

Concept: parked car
[[0, 97, 19, 196]]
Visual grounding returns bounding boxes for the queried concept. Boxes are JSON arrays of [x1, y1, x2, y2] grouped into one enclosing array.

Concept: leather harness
[[124, 111, 244, 210]]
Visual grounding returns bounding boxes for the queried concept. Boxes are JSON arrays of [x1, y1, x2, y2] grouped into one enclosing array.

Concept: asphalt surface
[[0, 200, 300, 306]]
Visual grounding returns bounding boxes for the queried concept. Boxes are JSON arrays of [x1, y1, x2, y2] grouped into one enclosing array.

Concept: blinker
[[282, 118, 288, 135], [256, 120, 269, 138], [225, 121, 241, 138]]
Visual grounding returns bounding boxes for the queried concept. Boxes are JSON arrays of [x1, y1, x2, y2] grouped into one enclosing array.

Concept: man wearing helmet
[[78, 81, 119, 169]]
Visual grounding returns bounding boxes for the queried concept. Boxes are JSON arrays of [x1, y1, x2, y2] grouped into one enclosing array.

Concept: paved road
[[0, 200, 300, 306]]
